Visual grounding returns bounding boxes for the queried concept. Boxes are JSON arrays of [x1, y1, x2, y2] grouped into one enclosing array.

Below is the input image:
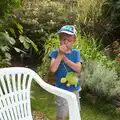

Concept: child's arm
[[50, 45, 67, 73], [50, 55, 63, 73], [62, 56, 82, 73]]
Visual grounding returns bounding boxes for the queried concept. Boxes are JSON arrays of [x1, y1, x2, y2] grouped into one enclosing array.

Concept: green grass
[[31, 82, 56, 119], [31, 82, 120, 120], [80, 97, 120, 120]]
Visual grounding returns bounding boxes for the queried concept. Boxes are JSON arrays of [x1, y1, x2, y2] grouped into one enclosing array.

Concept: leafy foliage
[[0, 0, 38, 67], [0, 32, 16, 67], [80, 60, 120, 98], [37, 34, 59, 80], [0, 17, 38, 66], [21, 0, 77, 27], [76, 0, 105, 24], [0, 0, 20, 19], [14, 0, 120, 66], [14, 0, 120, 48], [15, 0, 77, 62], [0, 0, 21, 67]]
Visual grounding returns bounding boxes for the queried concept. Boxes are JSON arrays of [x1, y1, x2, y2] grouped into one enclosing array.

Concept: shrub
[[80, 60, 120, 98], [13, 0, 78, 66], [17, 0, 77, 41], [0, 0, 21, 67], [0, 0, 20, 19]]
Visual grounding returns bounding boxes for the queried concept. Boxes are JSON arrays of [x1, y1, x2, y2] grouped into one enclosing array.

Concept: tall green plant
[[37, 34, 59, 79], [76, 0, 105, 24]]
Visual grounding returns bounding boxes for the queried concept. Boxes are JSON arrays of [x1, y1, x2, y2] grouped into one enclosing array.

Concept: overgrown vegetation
[[19, 0, 120, 46], [0, 0, 38, 67], [0, 0, 120, 118], [0, 0, 20, 67]]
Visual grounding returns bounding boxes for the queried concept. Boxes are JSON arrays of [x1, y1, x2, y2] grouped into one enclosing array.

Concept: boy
[[49, 25, 82, 120]]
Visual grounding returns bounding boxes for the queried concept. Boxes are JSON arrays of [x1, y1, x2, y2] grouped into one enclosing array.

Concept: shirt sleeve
[[48, 49, 58, 59], [74, 50, 82, 63]]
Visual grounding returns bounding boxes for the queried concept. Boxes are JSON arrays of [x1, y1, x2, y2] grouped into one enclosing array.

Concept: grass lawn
[[31, 82, 120, 120]]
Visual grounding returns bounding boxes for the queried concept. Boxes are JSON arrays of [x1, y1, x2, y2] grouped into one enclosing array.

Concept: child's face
[[59, 33, 76, 50]]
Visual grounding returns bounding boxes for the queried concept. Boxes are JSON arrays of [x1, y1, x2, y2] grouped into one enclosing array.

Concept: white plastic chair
[[0, 67, 81, 120]]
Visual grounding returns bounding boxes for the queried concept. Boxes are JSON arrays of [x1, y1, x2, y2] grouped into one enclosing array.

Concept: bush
[[0, 0, 21, 67], [0, 0, 20, 19], [17, 0, 77, 41], [15, 0, 120, 48], [13, 0, 78, 66], [80, 60, 120, 98]]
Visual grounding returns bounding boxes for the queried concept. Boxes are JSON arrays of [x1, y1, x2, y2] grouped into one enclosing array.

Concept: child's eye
[[68, 40, 72, 42]]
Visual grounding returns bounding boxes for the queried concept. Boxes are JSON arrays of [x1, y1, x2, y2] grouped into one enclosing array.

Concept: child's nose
[[64, 40, 68, 44]]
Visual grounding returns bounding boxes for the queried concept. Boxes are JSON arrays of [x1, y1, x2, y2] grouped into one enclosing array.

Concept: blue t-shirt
[[49, 49, 82, 92]]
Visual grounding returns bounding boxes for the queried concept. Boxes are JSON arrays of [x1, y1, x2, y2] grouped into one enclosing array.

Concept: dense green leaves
[[0, 32, 9, 46], [19, 35, 38, 51], [0, 0, 21, 67], [0, 0, 39, 67], [0, 32, 16, 47], [0, 0, 21, 19]]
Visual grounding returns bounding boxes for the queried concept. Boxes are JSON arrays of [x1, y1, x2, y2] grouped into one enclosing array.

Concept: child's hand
[[63, 55, 68, 63], [59, 44, 67, 56]]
